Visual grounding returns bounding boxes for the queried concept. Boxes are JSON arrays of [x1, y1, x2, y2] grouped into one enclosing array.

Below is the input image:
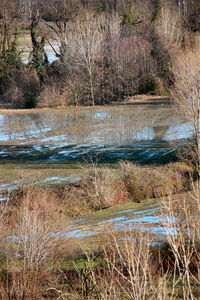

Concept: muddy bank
[[122, 94, 170, 105], [0, 95, 170, 111]]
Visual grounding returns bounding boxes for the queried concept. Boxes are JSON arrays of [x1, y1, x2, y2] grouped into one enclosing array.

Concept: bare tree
[[12, 186, 68, 268], [104, 15, 156, 98], [0, 0, 22, 57], [155, 5, 184, 50], [162, 194, 200, 300], [102, 229, 155, 299], [56, 11, 106, 106], [171, 50, 200, 176], [40, 0, 80, 55], [177, 0, 188, 15]]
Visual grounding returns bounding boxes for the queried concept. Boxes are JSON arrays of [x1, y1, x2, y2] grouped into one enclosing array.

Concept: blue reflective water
[[59, 202, 175, 238], [0, 104, 193, 165]]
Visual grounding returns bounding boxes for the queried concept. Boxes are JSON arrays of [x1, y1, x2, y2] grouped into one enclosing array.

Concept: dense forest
[[0, 0, 200, 108]]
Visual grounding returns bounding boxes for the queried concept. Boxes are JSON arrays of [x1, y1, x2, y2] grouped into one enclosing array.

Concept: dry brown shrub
[[62, 167, 117, 216], [3, 85, 26, 109], [79, 228, 170, 299], [171, 49, 200, 177], [101, 229, 154, 299], [0, 267, 50, 300], [1, 69, 40, 109], [0, 197, 10, 253], [0, 185, 72, 299], [61, 166, 120, 216], [17, 69, 40, 96], [7, 186, 66, 227], [119, 161, 185, 202], [63, 74, 91, 106], [80, 166, 117, 209], [161, 191, 200, 300], [37, 82, 66, 108], [12, 186, 70, 262]]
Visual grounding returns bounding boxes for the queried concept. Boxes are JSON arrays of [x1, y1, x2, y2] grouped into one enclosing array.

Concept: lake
[[0, 103, 192, 167]]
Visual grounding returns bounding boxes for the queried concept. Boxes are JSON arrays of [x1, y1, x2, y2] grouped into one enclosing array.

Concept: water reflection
[[21, 41, 59, 64], [60, 202, 169, 238], [0, 104, 193, 164]]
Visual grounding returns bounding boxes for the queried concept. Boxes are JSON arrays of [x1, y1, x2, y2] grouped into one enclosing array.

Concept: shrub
[[0, 186, 71, 299], [119, 161, 185, 202], [37, 82, 65, 108], [139, 73, 165, 95], [160, 193, 200, 299], [0, 69, 40, 109]]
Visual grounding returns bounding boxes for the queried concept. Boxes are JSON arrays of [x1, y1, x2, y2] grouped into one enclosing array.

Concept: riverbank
[[4, 161, 192, 218], [0, 95, 170, 111], [123, 95, 170, 105]]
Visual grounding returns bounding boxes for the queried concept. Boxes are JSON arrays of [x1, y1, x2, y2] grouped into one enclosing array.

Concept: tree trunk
[[89, 72, 95, 106]]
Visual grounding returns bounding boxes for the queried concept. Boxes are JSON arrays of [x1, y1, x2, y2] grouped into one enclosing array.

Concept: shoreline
[[0, 95, 170, 113]]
